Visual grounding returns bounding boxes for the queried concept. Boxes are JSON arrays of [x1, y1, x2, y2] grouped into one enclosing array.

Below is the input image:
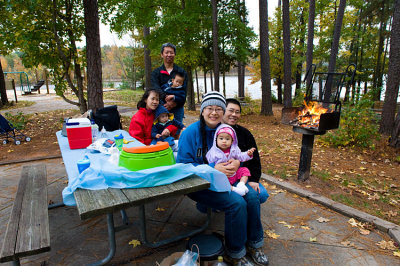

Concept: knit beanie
[[217, 126, 235, 139], [200, 91, 226, 114]]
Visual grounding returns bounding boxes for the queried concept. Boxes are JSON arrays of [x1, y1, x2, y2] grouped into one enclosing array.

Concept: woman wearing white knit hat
[[177, 91, 268, 266]]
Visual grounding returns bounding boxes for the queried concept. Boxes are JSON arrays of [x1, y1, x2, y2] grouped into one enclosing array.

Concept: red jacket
[[129, 108, 155, 145], [129, 107, 178, 145]]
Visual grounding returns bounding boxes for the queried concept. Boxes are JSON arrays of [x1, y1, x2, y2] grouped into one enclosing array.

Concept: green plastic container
[[119, 146, 175, 171]]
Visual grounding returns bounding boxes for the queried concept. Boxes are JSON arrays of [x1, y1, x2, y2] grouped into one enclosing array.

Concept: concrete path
[[0, 159, 399, 265], [0, 93, 399, 265]]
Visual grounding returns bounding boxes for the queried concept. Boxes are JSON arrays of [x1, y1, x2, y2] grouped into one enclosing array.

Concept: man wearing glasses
[[151, 43, 188, 123]]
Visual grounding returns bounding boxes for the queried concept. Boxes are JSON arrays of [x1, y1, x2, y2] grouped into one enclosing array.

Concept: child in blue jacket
[[151, 105, 185, 150]]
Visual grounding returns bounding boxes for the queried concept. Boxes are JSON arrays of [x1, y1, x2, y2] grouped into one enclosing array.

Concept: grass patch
[[331, 194, 354, 206], [103, 89, 143, 105], [311, 170, 330, 181], [0, 100, 35, 110]]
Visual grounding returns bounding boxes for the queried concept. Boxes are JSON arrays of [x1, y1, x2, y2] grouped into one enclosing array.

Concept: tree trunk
[[380, 0, 400, 136], [259, 0, 273, 115], [238, 62, 245, 98], [0, 60, 8, 105], [277, 77, 282, 104], [372, 0, 387, 101], [203, 68, 208, 93], [195, 68, 200, 103], [282, 0, 292, 108], [186, 66, 196, 111], [210, 70, 214, 91], [143, 26, 152, 89], [390, 111, 400, 148], [325, 0, 346, 102], [44, 68, 49, 94], [211, 0, 220, 91], [306, 0, 315, 89], [223, 71, 226, 97], [83, 0, 104, 112]]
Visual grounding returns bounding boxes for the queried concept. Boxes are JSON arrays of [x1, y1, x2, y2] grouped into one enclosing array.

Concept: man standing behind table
[[151, 43, 188, 123], [223, 98, 269, 203]]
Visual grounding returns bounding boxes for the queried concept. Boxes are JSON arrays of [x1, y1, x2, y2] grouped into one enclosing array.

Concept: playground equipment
[[4, 71, 45, 94]]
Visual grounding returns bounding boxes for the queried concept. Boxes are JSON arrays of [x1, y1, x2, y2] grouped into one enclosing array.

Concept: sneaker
[[247, 246, 269, 266], [224, 255, 255, 266]]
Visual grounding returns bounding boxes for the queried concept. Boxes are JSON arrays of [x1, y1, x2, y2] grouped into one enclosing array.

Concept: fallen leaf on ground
[[348, 218, 360, 227], [7, 150, 13, 153], [305, 185, 312, 188], [63, 180, 68, 184], [368, 193, 380, 200], [341, 240, 355, 247], [359, 228, 370, 235], [155, 207, 165, 212], [278, 221, 287, 224], [301, 226, 311, 230], [128, 239, 141, 247], [316, 217, 330, 223], [284, 224, 295, 229], [383, 210, 398, 217], [309, 237, 317, 242], [376, 240, 396, 250], [264, 230, 280, 239], [394, 251, 400, 257]]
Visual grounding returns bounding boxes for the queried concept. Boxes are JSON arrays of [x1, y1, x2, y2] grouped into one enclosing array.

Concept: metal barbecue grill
[[281, 64, 356, 181]]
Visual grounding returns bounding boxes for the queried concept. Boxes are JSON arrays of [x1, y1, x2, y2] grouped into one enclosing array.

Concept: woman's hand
[[248, 181, 260, 193], [215, 159, 240, 176]]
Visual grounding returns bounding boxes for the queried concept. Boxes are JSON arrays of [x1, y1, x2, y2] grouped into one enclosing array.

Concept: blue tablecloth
[[56, 130, 231, 206]]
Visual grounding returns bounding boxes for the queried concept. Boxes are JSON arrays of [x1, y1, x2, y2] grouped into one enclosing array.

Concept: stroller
[[0, 114, 31, 145]]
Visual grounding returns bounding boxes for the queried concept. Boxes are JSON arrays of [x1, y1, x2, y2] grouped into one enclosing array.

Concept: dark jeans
[[188, 184, 264, 259]]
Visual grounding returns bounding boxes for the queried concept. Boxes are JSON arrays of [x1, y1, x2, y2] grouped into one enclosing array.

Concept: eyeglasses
[[204, 107, 224, 113], [227, 108, 240, 115]]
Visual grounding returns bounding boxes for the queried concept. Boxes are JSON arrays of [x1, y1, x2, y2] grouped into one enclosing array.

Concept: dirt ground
[[1, 105, 399, 226]]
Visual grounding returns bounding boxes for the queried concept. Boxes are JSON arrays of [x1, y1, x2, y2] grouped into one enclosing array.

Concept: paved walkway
[[0, 93, 399, 265]]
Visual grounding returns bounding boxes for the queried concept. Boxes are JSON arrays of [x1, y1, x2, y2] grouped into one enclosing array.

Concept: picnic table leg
[[120, 209, 129, 225], [12, 259, 20, 266], [138, 204, 211, 248], [88, 213, 116, 266]]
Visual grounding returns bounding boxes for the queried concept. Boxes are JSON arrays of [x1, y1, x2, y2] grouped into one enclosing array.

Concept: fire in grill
[[281, 64, 356, 181]]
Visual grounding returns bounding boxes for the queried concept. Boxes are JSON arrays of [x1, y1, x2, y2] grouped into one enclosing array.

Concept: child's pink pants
[[228, 167, 251, 185]]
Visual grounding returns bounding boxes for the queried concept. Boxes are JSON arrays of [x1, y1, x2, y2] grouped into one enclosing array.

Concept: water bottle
[[90, 119, 99, 142], [212, 256, 227, 266]]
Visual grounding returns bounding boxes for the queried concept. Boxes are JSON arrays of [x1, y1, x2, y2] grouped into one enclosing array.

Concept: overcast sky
[[98, 1, 278, 47]]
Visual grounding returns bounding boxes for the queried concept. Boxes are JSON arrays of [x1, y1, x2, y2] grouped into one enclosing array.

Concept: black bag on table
[[92, 105, 122, 131]]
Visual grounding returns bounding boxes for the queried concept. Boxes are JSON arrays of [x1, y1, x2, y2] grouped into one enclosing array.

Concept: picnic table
[[56, 130, 211, 265]]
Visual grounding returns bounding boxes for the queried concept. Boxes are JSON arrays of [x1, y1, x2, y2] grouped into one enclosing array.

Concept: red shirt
[[129, 108, 155, 145]]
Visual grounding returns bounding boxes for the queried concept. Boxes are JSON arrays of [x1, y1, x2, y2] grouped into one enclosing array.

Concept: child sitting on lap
[[206, 124, 256, 196], [151, 105, 185, 151]]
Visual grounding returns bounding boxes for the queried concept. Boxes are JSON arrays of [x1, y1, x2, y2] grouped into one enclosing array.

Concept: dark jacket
[[160, 80, 186, 107], [150, 64, 188, 109], [231, 124, 262, 183], [151, 105, 185, 138]]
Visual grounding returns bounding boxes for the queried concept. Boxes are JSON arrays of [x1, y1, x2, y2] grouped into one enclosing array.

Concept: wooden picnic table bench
[[0, 164, 50, 265]]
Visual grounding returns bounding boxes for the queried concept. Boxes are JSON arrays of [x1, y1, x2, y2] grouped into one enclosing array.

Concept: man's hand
[[164, 97, 177, 111], [247, 147, 256, 156], [161, 128, 170, 137], [215, 159, 240, 177], [248, 181, 260, 193], [155, 134, 162, 139]]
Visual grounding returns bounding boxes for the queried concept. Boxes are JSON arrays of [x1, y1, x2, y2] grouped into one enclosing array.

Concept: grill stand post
[[298, 134, 315, 181], [293, 127, 326, 182]]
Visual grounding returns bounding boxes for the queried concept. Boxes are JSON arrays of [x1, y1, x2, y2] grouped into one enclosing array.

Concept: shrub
[[319, 94, 380, 148], [4, 112, 28, 130]]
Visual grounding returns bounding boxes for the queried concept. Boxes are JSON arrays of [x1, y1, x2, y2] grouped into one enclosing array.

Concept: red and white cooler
[[66, 118, 92, 149]]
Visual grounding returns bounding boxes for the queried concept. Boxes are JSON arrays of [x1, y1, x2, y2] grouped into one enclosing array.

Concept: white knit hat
[[200, 91, 226, 114]]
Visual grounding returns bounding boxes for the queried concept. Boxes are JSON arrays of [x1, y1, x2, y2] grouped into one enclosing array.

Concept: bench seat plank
[[74, 188, 130, 220], [0, 164, 50, 262], [74, 175, 210, 220]]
